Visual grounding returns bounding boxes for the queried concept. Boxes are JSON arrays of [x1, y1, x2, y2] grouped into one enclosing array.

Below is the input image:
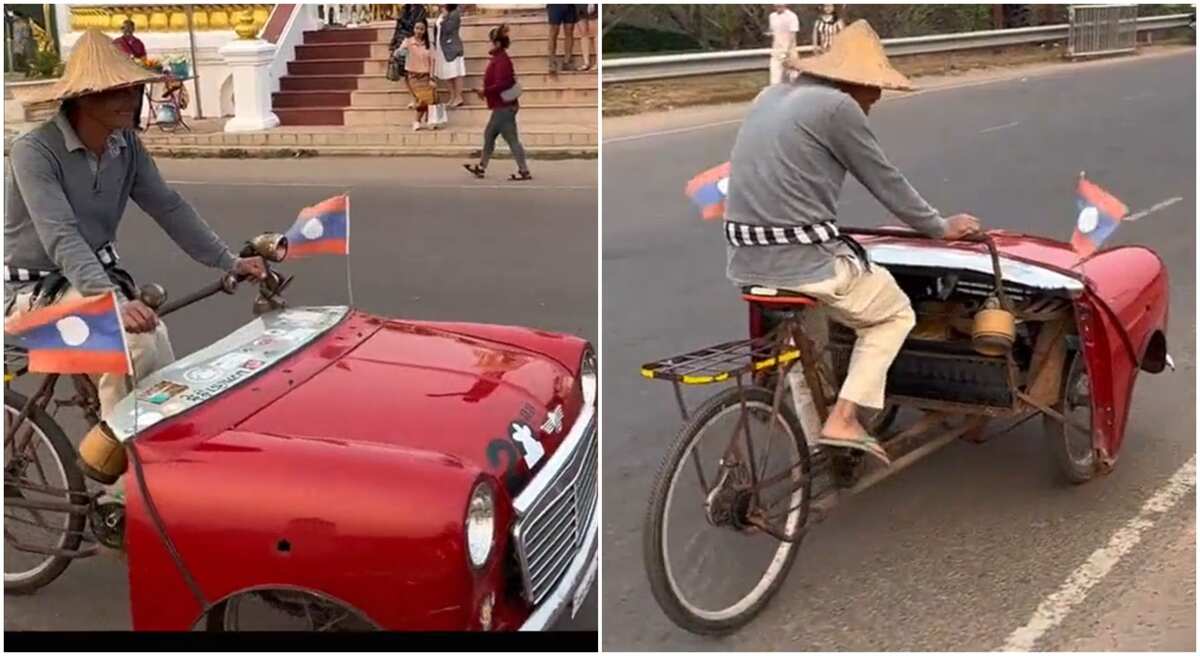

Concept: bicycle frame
[[647, 229, 1082, 534]]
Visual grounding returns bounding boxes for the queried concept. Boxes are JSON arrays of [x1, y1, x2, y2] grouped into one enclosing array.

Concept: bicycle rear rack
[[641, 336, 799, 386]]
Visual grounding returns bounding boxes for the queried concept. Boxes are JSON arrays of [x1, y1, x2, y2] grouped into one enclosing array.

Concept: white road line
[[603, 119, 745, 144], [999, 455, 1196, 652], [165, 180, 594, 191], [1125, 196, 1184, 222], [980, 121, 1021, 134]]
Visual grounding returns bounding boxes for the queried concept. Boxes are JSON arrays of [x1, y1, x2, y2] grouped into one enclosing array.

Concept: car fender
[[125, 430, 511, 630]]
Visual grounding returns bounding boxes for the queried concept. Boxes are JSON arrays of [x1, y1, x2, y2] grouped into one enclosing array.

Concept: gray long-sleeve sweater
[[725, 79, 947, 287], [4, 111, 236, 297]]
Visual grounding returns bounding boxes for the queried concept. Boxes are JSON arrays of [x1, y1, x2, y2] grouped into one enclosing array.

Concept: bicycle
[[4, 234, 291, 594], [637, 229, 1110, 635]]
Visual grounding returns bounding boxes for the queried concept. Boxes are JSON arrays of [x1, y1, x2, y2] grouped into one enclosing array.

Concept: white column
[[218, 38, 279, 132]]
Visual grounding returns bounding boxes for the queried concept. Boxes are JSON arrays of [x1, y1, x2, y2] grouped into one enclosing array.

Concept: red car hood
[[238, 319, 579, 478]]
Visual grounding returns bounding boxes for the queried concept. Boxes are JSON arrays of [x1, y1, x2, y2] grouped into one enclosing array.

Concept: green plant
[[26, 49, 64, 80]]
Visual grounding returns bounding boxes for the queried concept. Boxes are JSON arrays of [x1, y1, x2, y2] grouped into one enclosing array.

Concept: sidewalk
[[134, 117, 597, 159]]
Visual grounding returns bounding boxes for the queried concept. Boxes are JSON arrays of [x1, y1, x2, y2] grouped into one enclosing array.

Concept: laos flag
[[685, 161, 731, 221], [3, 292, 131, 375], [285, 194, 349, 257], [1071, 177, 1128, 257]]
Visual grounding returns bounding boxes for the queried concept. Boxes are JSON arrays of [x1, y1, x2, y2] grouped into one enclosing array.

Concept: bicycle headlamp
[[248, 233, 288, 263]]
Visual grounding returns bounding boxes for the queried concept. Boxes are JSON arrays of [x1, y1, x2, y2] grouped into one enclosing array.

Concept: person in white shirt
[[768, 4, 801, 85]]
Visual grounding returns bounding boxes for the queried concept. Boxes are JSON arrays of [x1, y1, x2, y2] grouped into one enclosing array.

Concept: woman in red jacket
[[462, 25, 531, 181]]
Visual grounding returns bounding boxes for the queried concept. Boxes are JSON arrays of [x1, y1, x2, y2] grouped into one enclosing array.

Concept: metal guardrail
[[603, 13, 1193, 84]]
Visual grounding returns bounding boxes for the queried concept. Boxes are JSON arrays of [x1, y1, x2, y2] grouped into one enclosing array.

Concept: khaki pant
[[6, 287, 175, 420], [783, 256, 915, 434]]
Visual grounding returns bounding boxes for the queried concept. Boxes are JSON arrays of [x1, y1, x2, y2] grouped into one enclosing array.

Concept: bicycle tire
[[4, 390, 87, 594], [1045, 353, 1097, 484], [643, 386, 811, 635]]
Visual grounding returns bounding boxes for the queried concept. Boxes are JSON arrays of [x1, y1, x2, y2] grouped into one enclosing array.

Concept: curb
[[143, 144, 598, 160]]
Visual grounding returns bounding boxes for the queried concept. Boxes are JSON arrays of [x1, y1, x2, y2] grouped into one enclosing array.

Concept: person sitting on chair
[[724, 21, 982, 464], [112, 19, 146, 59]]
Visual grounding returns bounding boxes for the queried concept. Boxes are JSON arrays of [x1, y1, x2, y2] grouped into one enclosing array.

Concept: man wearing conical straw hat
[[724, 20, 983, 464], [4, 30, 267, 418]]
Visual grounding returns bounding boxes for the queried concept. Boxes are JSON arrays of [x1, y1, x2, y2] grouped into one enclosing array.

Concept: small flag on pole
[[285, 194, 350, 257], [3, 292, 131, 375], [685, 161, 732, 221], [1071, 174, 1129, 257]]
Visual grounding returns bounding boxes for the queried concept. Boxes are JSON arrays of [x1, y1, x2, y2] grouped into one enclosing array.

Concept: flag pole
[[345, 193, 354, 308]]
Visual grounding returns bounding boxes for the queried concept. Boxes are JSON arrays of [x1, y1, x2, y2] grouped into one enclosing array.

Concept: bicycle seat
[[740, 286, 818, 306]]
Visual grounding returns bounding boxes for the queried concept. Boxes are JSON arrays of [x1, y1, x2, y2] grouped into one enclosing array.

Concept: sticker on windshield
[[184, 366, 221, 384], [140, 381, 189, 405]]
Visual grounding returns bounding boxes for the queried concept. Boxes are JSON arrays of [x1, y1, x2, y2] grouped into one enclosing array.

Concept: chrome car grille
[[511, 411, 598, 606]]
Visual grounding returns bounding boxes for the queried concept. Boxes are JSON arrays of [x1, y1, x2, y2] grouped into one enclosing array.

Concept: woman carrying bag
[[389, 4, 428, 109], [401, 19, 437, 131], [463, 24, 531, 181]]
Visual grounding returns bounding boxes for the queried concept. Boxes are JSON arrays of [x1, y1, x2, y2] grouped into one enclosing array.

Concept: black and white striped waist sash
[[3, 242, 121, 283], [724, 220, 840, 247], [725, 219, 872, 270]]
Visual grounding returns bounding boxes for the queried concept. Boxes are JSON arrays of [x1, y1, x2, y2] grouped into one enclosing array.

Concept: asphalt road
[[601, 51, 1196, 650], [4, 157, 597, 631]]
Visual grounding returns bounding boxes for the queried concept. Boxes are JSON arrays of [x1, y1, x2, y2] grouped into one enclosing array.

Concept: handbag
[[500, 81, 522, 102], [428, 103, 448, 127], [386, 55, 403, 81]]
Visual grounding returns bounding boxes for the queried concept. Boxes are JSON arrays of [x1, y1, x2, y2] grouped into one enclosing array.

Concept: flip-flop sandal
[[463, 163, 485, 178], [818, 434, 891, 465], [509, 171, 533, 182]]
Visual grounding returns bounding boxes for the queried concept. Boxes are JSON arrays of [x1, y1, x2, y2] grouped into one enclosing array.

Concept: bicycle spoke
[[317, 610, 351, 632], [691, 449, 710, 494], [302, 596, 317, 630], [750, 460, 807, 494], [29, 448, 51, 489], [4, 510, 69, 533]]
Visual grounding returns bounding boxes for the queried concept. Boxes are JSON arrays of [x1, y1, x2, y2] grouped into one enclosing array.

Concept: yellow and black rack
[[641, 336, 800, 386], [4, 346, 29, 383]]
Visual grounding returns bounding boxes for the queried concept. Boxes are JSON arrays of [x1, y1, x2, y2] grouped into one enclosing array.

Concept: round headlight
[[580, 345, 597, 407], [465, 481, 495, 569]]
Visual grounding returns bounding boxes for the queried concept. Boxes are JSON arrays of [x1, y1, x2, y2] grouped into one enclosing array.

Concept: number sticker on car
[[509, 421, 545, 468]]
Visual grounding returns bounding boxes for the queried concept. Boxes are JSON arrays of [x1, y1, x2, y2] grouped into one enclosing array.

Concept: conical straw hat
[[26, 29, 166, 105], [789, 20, 914, 91]]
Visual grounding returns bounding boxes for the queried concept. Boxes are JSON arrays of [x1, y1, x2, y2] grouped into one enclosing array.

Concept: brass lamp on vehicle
[[972, 296, 1016, 356], [77, 422, 127, 485], [245, 233, 289, 263]]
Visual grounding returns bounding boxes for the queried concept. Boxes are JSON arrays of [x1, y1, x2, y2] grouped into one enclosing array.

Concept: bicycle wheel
[[1045, 352, 1097, 484], [4, 390, 87, 594], [204, 590, 376, 631], [643, 386, 811, 635]]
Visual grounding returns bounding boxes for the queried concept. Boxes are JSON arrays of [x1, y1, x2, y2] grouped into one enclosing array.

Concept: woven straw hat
[[26, 29, 166, 105], [789, 20, 914, 91]]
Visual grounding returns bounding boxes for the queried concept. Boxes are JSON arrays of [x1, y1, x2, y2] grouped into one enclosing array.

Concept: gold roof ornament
[[789, 20, 915, 91], [233, 10, 259, 39]]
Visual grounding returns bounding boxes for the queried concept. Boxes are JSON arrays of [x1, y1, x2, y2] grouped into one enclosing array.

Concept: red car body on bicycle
[[117, 309, 598, 630], [747, 230, 1169, 468]]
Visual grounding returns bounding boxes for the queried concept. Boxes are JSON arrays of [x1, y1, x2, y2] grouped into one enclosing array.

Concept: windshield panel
[[107, 306, 349, 441]]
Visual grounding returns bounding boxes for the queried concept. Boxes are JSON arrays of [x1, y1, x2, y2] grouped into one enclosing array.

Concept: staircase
[[271, 12, 596, 129]]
